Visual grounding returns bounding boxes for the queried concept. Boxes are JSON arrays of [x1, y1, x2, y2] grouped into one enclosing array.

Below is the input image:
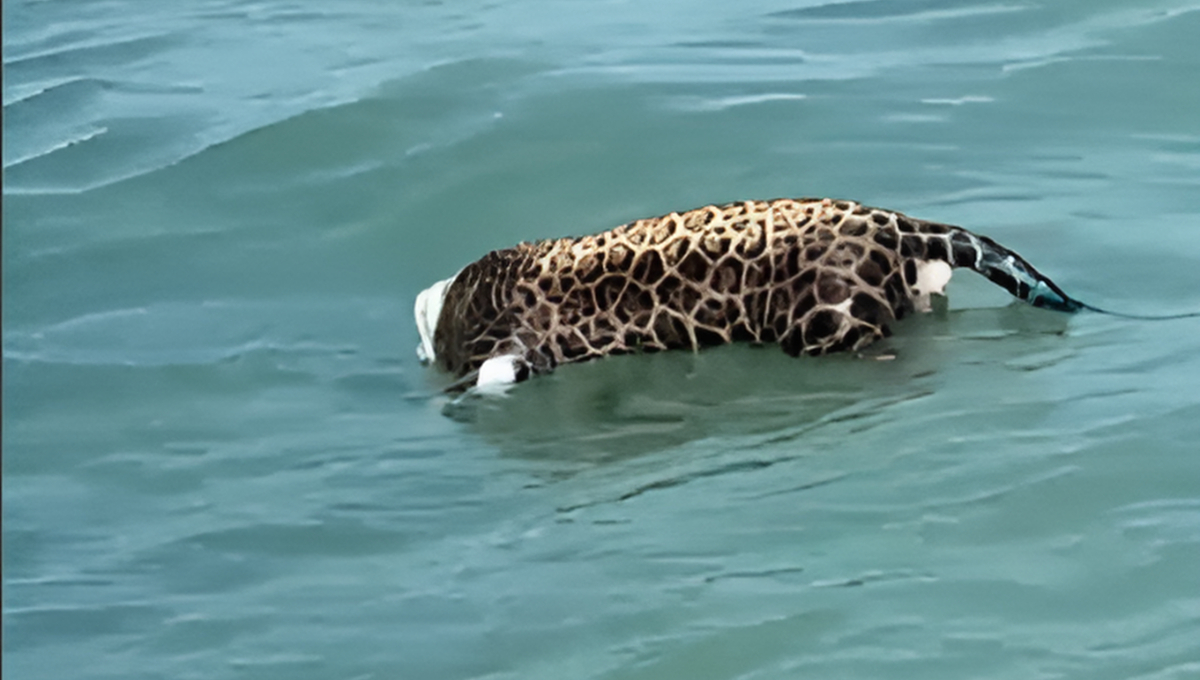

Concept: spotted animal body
[[416, 198, 1081, 389]]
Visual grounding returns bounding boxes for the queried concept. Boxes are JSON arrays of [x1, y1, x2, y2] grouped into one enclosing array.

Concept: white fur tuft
[[414, 273, 458, 363], [913, 259, 953, 312], [476, 355, 522, 393]]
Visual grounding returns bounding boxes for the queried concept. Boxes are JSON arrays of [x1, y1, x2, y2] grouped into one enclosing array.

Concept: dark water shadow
[[444, 343, 913, 471], [441, 301, 1074, 471]]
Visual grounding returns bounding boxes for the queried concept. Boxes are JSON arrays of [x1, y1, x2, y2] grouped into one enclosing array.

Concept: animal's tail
[[914, 221, 1200, 320], [913, 224, 1083, 312]]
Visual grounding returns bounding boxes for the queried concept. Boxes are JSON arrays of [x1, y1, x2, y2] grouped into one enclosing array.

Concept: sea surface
[[4, 1, 1200, 678]]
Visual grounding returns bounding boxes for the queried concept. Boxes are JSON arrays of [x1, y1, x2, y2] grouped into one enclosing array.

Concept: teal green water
[[5, 1, 1200, 678]]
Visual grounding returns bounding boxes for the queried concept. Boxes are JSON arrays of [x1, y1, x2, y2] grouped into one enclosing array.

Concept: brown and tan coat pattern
[[416, 198, 1081, 388]]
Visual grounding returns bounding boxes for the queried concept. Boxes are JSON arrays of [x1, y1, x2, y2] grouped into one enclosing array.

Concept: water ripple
[[768, 0, 1028, 23]]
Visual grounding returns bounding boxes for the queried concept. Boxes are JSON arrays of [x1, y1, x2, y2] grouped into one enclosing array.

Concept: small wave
[[3, 298, 382, 370], [1131, 132, 1200, 145], [2, 76, 94, 107], [37, 306, 150, 333], [0, 75, 208, 105], [2, 338, 354, 370], [882, 112, 947, 124], [768, 0, 1026, 23], [665, 92, 808, 112], [3, 32, 175, 70], [3, 89, 374, 196], [1003, 53, 1161, 73], [1, 74, 198, 109], [2, 126, 109, 170], [921, 95, 995, 106]]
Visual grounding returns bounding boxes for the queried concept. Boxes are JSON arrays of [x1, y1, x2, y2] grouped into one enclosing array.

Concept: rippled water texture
[[4, 1, 1200, 678]]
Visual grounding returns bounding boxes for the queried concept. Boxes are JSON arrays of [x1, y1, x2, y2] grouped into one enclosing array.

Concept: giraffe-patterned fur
[[417, 198, 1080, 388]]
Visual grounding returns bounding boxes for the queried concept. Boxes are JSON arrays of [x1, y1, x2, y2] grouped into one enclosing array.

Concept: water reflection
[[443, 301, 1073, 470]]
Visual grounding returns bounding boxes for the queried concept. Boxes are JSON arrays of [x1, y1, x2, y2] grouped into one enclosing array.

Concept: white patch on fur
[[414, 272, 458, 363], [917, 259, 953, 294], [476, 355, 521, 393], [913, 259, 953, 312]]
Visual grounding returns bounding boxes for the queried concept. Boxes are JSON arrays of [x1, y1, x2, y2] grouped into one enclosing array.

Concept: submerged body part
[[415, 198, 1082, 389]]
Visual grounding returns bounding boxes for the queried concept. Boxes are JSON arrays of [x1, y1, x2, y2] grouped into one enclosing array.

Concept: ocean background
[[4, 1, 1200, 678]]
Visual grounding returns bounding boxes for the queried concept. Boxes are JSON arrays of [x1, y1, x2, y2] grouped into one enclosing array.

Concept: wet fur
[[418, 198, 1081, 387]]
